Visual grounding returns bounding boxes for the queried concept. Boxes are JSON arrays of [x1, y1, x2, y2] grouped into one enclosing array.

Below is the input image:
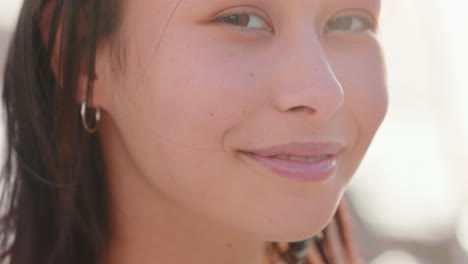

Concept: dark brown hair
[[1, 0, 362, 263]]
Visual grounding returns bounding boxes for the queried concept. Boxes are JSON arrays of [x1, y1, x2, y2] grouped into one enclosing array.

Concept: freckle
[[249, 72, 254, 77], [242, 111, 247, 115], [268, 218, 273, 224], [209, 113, 214, 117], [227, 243, 233, 249]]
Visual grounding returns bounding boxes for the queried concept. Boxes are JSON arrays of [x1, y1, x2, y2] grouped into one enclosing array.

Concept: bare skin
[[81, 0, 388, 263]]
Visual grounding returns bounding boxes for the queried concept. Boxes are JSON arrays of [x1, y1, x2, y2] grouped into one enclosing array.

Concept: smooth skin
[[82, 0, 387, 263]]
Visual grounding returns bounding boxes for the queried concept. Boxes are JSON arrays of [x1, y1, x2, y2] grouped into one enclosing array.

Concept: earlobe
[[76, 68, 100, 106], [80, 45, 111, 110], [76, 73, 91, 105]]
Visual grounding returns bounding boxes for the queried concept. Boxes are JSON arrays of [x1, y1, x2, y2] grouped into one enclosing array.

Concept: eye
[[325, 15, 375, 33], [216, 13, 271, 31]]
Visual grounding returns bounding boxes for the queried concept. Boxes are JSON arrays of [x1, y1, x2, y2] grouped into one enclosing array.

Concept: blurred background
[[0, 1, 467, 263]]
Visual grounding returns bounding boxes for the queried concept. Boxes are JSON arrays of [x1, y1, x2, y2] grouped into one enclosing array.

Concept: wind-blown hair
[[0, 0, 363, 263]]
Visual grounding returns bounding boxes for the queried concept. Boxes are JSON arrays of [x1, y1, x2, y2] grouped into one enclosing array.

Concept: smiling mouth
[[239, 151, 340, 183], [267, 154, 331, 163], [238, 141, 343, 182]]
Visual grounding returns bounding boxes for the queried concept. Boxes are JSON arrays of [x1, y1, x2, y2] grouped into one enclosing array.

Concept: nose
[[270, 32, 344, 121]]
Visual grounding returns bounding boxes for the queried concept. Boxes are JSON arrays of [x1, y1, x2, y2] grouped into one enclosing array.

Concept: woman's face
[[95, 0, 387, 241]]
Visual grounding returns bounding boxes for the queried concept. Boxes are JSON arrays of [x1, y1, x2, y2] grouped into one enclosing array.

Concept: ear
[[76, 44, 111, 110], [40, 0, 110, 110]]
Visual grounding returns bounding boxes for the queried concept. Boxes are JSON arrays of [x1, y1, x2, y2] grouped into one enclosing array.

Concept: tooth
[[293, 156, 306, 162], [306, 156, 324, 162], [273, 155, 327, 162]]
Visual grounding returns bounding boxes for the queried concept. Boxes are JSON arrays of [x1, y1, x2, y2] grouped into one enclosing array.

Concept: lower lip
[[241, 152, 337, 182]]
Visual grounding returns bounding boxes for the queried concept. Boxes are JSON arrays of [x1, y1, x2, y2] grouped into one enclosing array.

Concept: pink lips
[[240, 142, 343, 182]]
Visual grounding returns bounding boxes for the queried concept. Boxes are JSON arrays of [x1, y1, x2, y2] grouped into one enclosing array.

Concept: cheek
[[327, 40, 388, 179], [106, 0, 251, 150], [330, 41, 388, 136], [349, 54, 388, 138], [123, 28, 270, 150]]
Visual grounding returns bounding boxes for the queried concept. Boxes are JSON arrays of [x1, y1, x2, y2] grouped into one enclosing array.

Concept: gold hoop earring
[[81, 101, 101, 134]]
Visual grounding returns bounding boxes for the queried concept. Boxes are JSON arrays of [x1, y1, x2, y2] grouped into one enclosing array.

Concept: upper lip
[[240, 141, 345, 158]]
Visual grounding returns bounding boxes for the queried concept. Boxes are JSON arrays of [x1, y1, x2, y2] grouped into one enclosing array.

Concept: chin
[[271, 214, 335, 242], [248, 197, 341, 243]]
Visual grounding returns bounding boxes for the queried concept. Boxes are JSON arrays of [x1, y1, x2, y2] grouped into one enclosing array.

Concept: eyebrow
[[334, 0, 381, 15], [199, 0, 380, 19], [340, 0, 378, 8]]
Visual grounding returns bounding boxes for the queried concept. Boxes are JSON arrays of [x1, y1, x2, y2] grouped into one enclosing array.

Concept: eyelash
[[215, 12, 273, 32], [215, 12, 376, 34], [325, 16, 376, 33]]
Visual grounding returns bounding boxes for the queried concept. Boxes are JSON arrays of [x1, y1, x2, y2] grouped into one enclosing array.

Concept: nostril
[[289, 106, 317, 114]]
